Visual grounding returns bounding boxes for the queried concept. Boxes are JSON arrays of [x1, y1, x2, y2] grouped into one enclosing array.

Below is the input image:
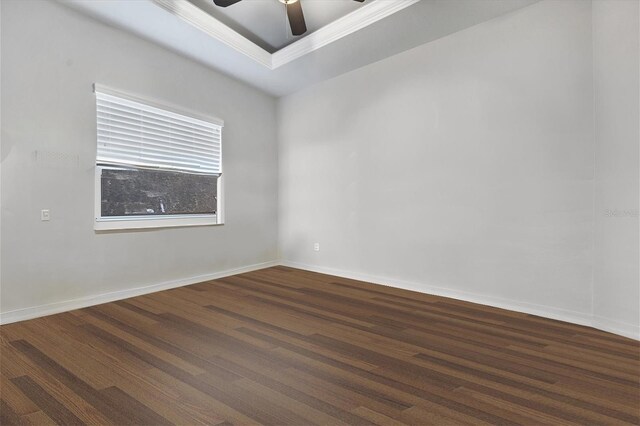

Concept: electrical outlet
[[41, 209, 50, 221], [313, 242, 320, 252]]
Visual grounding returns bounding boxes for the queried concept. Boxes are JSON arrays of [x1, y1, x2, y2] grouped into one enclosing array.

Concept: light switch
[[41, 209, 50, 221]]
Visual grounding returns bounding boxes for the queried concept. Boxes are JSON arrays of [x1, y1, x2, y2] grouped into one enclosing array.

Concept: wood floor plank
[[0, 399, 26, 426], [0, 375, 40, 418], [8, 364, 111, 426], [1, 266, 638, 425], [10, 376, 84, 426], [20, 410, 56, 426], [234, 377, 350, 426]]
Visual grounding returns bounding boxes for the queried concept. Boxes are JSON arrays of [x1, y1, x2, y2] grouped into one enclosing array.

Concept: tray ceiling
[[187, 0, 365, 52], [60, 0, 539, 96]]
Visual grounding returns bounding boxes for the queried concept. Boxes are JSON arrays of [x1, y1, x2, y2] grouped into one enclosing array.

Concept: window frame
[[93, 85, 224, 231], [94, 166, 225, 231]]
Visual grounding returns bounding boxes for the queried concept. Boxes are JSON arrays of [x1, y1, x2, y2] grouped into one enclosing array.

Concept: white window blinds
[[95, 90, 222, 175]]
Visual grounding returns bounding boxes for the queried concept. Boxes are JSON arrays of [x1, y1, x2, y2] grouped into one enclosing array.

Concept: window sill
[[94, 215, 221, 231]]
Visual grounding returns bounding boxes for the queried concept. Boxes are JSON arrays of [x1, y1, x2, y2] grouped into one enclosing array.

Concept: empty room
[[1, 0, 638, 424]]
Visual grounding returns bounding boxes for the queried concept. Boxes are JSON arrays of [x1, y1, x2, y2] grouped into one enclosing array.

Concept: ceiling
[[187, 0, 365, 52], [61, 0, 539, 97]]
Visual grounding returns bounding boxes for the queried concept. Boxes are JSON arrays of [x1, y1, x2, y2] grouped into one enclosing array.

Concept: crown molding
[[151, 0, 421, 70], [152, 0, 272, 68], [272, 0, 421, 68]]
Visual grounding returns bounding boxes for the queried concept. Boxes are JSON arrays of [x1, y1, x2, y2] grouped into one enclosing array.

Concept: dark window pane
[[101, 168, 217, 217]]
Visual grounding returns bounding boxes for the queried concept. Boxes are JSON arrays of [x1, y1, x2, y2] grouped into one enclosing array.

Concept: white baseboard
[[2, 258, 638, 341], [0, 260, 279, 325], [591, 316, 640, 341], [280, 260, 640, 341]]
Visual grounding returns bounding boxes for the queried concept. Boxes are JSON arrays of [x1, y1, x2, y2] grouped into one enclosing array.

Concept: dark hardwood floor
[[1, 266, 638, 425]]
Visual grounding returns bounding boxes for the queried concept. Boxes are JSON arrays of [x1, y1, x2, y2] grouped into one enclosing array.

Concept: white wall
[[0, 0, 279, 319], [2, 0, 637, 339], [592, 0, 640, 337], [279, 0, 637, 338]]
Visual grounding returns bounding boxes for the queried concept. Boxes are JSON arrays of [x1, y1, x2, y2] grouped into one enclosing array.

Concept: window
[[94, 85, 224, 230]]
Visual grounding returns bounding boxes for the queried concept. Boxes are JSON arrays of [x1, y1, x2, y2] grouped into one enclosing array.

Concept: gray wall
[[1, 0, 279, 315], [278, 0, 638, 338], [592, 0, 639, 335]]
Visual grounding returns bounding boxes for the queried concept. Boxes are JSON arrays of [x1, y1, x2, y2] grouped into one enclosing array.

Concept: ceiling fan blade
[[353, 0, 365, 2], [286, 1, 307, 36], [213, 0, 242, 7]]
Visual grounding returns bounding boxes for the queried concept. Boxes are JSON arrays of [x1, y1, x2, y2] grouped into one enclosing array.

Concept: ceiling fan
[[212, 0, 365, 36]]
